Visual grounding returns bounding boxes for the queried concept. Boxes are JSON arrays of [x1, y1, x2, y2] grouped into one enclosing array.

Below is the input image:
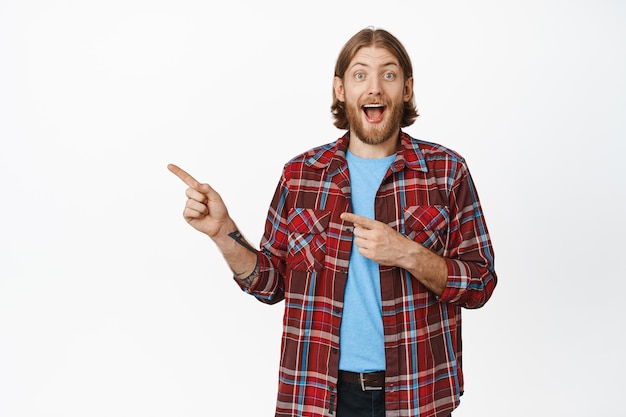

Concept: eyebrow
[[349, 61, 400, 70]]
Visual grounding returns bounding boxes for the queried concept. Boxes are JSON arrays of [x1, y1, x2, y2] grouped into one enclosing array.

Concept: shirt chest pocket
[[287, 208, 331, 272], [403, 205, 450, 254]]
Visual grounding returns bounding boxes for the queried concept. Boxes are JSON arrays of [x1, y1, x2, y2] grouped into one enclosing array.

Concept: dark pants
[[336, 380, 385, 417], [335, 380, 452, 417]]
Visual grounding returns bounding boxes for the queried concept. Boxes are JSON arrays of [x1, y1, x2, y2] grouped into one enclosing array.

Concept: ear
[[403, 76, 414, 102], [333, 76, 345, 102]]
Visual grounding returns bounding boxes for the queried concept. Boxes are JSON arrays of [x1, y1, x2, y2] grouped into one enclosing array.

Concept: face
[[334, 46, 413, 146]]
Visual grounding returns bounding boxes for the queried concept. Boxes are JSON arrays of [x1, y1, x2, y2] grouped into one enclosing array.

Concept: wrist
[[210, 218, 237, 244]]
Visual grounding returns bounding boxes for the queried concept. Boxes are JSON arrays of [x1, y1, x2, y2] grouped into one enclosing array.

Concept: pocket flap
[[404, 205, 449, 231], [287, 208, 332, 234]]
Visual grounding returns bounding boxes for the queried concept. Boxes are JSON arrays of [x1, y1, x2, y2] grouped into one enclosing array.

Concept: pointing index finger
[[341, 212, 376, 229], [167, 163, 201, 189]]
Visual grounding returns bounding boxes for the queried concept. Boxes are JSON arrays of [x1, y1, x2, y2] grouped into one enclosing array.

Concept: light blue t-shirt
[[339, 150, 395, 372]]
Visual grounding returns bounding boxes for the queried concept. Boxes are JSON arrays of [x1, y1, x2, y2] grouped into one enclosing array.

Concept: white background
[[1, 0, 625, 415]]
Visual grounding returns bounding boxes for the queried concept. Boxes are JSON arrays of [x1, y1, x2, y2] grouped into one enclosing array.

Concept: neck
[[348, 131, 400, 159]]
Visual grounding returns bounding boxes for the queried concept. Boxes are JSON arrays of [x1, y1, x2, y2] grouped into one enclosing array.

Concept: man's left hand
[[340, 212, 411, 267]]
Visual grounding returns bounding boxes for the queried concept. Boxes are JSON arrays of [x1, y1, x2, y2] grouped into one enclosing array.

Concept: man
[[169, 27, 496, 417]]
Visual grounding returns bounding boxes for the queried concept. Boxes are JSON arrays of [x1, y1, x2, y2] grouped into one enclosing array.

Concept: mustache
[[360, 100, 388, 107]]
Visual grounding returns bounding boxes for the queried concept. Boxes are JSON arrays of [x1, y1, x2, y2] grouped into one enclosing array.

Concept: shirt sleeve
[[438, 161, 497, 308], [234, 170, 290, 305]]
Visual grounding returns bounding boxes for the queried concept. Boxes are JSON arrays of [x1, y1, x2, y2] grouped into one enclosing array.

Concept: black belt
[[338, 370, 385, 391]]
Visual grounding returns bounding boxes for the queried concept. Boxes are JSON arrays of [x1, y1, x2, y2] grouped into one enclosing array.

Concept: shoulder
[[285, 141, 339, 165], [401, 134, 472, 184], [281, 137, 346, 175], [411, 137, 466, 164]]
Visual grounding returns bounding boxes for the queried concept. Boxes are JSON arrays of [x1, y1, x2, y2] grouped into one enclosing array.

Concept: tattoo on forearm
[[227, 230, 257, 254], [234, 256, 260, 288], [228, 229, 259, 287]]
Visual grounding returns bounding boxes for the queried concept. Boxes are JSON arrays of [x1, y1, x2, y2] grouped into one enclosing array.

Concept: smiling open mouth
[[363, 103, 385, 123]]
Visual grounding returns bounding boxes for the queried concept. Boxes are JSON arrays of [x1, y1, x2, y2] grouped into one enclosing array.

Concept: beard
[[345, 98, 403, 146]]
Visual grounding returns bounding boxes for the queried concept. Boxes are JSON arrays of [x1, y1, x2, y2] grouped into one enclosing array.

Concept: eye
[[355, 72, 365, 81], [383, 72, 396, 80]]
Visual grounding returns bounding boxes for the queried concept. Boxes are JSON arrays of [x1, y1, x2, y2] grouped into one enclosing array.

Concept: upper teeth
[[364, 104, 383, 108]]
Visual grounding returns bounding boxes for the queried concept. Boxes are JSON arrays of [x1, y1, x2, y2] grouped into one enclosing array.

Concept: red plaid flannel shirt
[[240, 131, 497, 417]]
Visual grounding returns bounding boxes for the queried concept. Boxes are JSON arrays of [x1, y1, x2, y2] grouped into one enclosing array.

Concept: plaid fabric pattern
[[240, 131, 497, 417]]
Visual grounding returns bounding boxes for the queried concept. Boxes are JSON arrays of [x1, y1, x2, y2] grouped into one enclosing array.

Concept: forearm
[[397, 238, 448, 296], [211, 218, 259, 288]]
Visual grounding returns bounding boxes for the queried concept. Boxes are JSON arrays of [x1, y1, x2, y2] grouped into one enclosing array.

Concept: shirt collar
[[305, 130, 428, 173]]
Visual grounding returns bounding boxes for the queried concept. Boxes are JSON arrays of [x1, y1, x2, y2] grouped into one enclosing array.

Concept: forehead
[[349, 46, 400, 68]]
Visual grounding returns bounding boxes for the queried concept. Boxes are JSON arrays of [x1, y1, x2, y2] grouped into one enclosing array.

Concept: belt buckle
[[359, 372, 383, 391]]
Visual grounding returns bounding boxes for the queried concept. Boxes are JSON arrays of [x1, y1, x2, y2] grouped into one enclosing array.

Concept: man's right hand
[[167, 163, 231, 238]]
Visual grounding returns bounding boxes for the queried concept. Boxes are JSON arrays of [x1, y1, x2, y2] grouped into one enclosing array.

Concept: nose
[[368, 77, 382, 96]]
